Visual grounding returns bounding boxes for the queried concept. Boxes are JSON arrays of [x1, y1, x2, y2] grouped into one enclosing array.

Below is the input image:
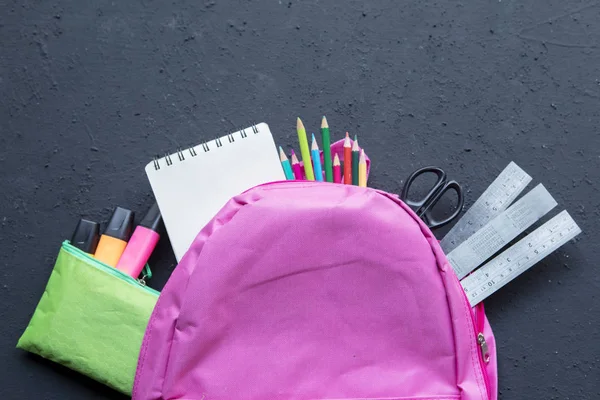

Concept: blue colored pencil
[[311, 133, 324, 182], [279, 146, 295, 180]]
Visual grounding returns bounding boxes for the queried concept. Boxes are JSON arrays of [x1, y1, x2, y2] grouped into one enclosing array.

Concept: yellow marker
[[296, 117, 315, 180], [358, 149, 367, 187]]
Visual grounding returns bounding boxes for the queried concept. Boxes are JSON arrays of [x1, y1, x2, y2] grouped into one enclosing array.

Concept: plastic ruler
[[440, 162, 532, 254], [447, 184, 557, 279], [461, 210, 581, 306]]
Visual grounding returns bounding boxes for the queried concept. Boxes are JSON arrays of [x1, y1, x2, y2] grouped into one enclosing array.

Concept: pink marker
[[116, 203, 162, 278]]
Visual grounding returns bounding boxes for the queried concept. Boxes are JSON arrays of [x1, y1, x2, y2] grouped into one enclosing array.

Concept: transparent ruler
[[461, 210, 581, 306], [447, 184, 557, 279], [441, 162, 532, 254]]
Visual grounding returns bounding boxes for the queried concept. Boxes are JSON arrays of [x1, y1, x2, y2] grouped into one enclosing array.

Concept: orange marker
[[343, 132, 352, 184], [94, 207, 135, 267]]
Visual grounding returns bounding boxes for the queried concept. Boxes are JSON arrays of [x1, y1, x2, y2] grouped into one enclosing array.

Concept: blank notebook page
[[145, 123, 285, 261]]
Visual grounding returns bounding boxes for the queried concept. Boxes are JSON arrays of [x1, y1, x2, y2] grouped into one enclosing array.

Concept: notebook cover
[[145, 123, 285, 261]]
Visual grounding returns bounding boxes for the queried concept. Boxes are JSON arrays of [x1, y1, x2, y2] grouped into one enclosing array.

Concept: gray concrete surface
[[1, 0, 599, 398]]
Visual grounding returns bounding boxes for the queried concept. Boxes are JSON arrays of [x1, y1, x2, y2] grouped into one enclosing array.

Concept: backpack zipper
[[477, 333, 490, 363], [469, 294, 492, 399], [61, 240, 160, 296], [475, 304, 491, 364]]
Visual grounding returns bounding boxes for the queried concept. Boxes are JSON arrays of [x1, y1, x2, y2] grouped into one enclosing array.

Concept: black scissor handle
[[400, 166, 447, 212], [421, 180, 465, 229]]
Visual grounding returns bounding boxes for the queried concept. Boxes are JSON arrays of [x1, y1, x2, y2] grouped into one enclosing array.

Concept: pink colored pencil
[[333, 153, 342, 184], [290, 150, 303, 180]]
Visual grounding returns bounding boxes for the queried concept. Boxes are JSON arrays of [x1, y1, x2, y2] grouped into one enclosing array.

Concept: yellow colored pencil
[[296, 117, 315, 180], [358, 149, 367, 187]]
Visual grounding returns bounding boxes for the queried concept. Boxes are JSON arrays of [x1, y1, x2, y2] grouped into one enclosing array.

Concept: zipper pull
[[136, 264, 153, 286], [477, 333, 490, 363]]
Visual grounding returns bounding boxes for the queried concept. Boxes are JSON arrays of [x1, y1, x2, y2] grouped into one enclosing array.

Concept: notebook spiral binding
[[152, 124, 259, 170]]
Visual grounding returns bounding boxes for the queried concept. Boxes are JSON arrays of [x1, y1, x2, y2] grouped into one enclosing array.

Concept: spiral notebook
[[145, 123, 285, 261]]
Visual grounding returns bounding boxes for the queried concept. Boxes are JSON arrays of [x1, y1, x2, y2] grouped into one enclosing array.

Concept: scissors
[[400, 166, 465, 229]]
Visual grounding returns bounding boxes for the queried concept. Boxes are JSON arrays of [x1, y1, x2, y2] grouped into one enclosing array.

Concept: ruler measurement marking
[[461, 211, 581, 306], [447, 184, 557, 279], [441, 162, 532, 254]]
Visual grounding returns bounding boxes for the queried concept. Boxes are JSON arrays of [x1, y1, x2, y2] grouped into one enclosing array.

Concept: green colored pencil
[[279, 146, 295, 180], [321, 116, 333, 182], [296, 117, 315, 180], [351, 136, 360, 185]]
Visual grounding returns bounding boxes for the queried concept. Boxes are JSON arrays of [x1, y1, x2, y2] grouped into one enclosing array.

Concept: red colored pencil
[[290, 150, 303, 180], [343, 132, 352, 184], [333, 153, 342, 183]]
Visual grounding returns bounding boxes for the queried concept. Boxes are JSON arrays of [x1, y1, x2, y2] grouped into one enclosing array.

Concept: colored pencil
[[311, 134, 324, 182], [358, 149, 367, 187], [279, 146, 294, 180], [351, 136, 360, 185], [290, 150, 303, 180], [343, 132, 352, 184], [333, 153, 342, 183], [297, 118, 315, 180], [321, 116, 333, 182]]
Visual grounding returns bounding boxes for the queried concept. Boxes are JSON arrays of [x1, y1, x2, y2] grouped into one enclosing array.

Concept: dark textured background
[[1, 0, 599, 398]]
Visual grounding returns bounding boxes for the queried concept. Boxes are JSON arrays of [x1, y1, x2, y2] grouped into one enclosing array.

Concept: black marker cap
[[139, 202, 163, 232], [103, 207, 135, 241], [70, 219, 100, 254]]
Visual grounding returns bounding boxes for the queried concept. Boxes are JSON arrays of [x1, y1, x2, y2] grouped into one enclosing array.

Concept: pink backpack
[[133, 181, 498, 400]]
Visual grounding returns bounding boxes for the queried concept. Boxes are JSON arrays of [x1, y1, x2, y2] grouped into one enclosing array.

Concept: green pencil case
[[17, 241, 159, 395]]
